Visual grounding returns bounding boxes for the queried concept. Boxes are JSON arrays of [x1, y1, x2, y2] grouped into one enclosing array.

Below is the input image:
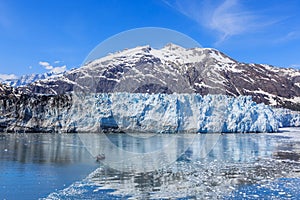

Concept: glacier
[[70, 93, 279, 133], [274, 108, 300, 127], [1, 92, 291, 133]]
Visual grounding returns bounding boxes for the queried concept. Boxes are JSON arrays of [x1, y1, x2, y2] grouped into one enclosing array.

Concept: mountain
[[0, 82, 19, 97], [23, 43, 300, 110], [1, 44, 300, 133], [2, 71, 65, 87]]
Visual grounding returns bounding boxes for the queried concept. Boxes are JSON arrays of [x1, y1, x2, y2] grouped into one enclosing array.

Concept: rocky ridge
[[21, 44, 300, 110]]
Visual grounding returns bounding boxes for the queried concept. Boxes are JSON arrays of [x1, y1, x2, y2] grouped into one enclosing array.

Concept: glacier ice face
[[0, 92, 292, 133], [274, 108, 300, 127], [69, 93, 279, 133]]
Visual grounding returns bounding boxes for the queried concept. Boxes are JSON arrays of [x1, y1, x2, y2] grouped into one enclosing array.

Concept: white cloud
[[50, 65, 66, 74], [39, 61, 53, 70], [38, 61, 66, 74], [39, 61, 50, 66], [164, 0, 279, 44], [0, 73, 18, 81], [210, 0, 256, 42], [54, 60, 61, 64]]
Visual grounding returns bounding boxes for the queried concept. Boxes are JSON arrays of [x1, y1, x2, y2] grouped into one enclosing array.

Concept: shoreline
[[1, 127, 299, 134]]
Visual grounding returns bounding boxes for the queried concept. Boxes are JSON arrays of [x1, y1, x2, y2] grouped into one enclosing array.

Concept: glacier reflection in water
[[79, 132, 205, 173], [0, 133, 98, 200], [47, 128, 300, 199]]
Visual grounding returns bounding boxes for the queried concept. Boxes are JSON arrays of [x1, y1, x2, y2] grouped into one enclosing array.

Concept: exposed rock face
[[21, 44, 300, 110], [0, 83, 72, 132]]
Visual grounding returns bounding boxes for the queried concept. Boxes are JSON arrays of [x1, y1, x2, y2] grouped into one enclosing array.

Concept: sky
[[1, 0, 300, 79]]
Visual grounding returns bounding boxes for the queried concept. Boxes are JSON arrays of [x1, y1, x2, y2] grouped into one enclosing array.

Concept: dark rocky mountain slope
[[20, 44, 300, 110]]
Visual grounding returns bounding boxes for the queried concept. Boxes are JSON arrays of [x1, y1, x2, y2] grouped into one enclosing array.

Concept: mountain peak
[[162, 43, 186, 50], [2, 71, 65, 88], [5, 44, 300, 111]]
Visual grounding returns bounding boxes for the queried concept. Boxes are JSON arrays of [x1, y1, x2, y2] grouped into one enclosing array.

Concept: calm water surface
[[1, 128, 300, 199]]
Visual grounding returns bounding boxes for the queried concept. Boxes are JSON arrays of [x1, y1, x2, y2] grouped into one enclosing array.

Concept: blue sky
[[1, 0, 300, 79]]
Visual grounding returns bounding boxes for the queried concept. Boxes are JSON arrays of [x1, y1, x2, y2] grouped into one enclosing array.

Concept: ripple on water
[[44, 157, 300, 199]]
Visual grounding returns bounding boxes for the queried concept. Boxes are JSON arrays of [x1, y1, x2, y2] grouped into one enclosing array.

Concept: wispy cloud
[[274, 31, 300, 44], [209, 0, 257, 43], [39, 61, 66, 74], [163, 0, 280, 44], [0, 73, 18, 81], [0, 2, 12, 30]]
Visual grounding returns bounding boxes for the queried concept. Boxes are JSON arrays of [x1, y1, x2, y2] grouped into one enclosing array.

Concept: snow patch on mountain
[[86, 43, 236, 68]]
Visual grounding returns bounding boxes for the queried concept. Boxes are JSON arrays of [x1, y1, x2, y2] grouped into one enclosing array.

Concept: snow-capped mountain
[[2, 71, 65, 87], [0, 82, 20, 97], [1, 44, 300, 133], [24, 43, 300, 110], [0, 83, 11, 95]]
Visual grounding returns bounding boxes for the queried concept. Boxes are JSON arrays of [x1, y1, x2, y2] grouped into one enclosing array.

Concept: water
[[0, 134, 98, 199], [1, 128, 300, 199]]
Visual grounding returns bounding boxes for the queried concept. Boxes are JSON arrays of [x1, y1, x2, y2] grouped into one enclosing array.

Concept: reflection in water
[[46, 131, 300, 199], [86, 159, 298, 199], [0, 133, 90, 164], [79, 133, 199, 172], [0, 133, 98, 200]]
